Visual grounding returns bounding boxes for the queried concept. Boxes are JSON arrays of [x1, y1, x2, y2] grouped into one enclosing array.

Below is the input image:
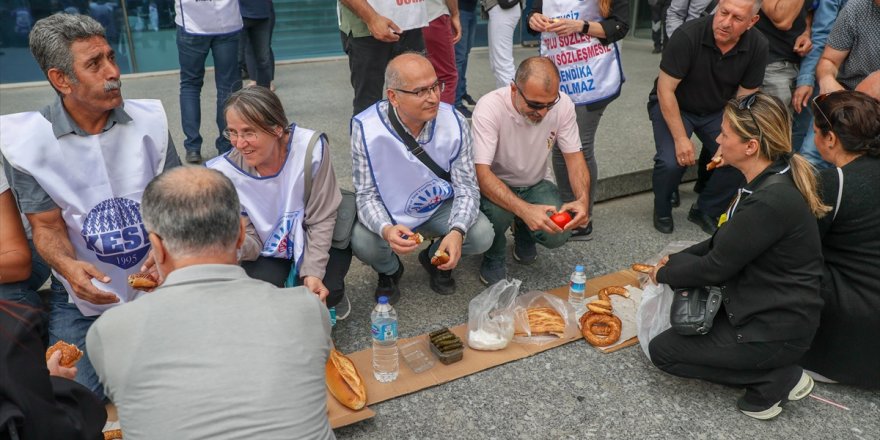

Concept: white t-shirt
[[426, 0, 450, 21], [472, 87, 581, 187], [0, 156, 32, 238]]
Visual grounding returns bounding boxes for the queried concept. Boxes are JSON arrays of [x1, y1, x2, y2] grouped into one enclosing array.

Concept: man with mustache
[[0, 14, 180, 407], [649, 0, 768, 235], [472, 56, 590, 285], [350, 53, 493, 301]]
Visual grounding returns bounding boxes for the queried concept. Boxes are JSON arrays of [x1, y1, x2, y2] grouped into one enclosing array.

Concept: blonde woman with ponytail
[[648, 92, 825, 421], [527, 0, 629, 239]]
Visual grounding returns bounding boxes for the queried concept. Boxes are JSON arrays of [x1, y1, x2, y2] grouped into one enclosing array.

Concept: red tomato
[[549, 211, 572, 228]]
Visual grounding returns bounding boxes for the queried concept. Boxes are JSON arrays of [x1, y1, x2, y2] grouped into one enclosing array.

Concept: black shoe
[[568, 221, 593, 241], [185, 151, 202, 164], [418, 248, 456, 295], [688, 205, 719, 235], [653, 212, 674, 234], [670, 190, 680, 208], [652, 46, 662, 54], [462, 93, 477, 107], [375, 261, 404, 304], [455, 105, 472, 119]]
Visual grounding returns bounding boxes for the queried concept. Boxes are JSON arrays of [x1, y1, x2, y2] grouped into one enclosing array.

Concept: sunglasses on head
[[516, 86, 560, 110], [811, 92, 835, 131], [736, 93, 765, 150]]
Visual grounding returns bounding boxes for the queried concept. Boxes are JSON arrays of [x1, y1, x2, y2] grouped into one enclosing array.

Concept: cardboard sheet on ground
[[327, 269, 640, 428]]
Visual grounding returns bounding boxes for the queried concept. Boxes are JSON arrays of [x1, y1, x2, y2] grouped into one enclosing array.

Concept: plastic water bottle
[[568, 265, 587, 313], [371, 296, 399, 382]]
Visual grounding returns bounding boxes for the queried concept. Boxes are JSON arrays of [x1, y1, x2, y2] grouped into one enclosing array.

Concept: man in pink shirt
[[473, 56, 591, 285]]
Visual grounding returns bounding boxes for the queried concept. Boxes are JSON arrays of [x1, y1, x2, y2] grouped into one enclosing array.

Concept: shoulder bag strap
[[302, 131, 324, 206], [387, 105, 452, 183]]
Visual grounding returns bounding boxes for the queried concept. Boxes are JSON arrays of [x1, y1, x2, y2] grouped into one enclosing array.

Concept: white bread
[[326, 349, 367, 410]]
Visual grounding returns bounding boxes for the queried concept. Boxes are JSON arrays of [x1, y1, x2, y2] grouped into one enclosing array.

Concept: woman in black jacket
[[527, 0, 629, 238], [799, 91, 880, 388], [648, 93, 828, 420]]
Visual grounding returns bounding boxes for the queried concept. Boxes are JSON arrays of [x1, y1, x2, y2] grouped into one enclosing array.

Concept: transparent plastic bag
[[467, 279, 520, 351], [512, 290, 580, 345], [636, 241, 698, 361]]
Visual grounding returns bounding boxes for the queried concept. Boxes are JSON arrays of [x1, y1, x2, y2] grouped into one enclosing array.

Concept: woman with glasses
[[206, 87, 351, 318], [527, 0, 630, 239], [648, 93, 828, 420], [799, 91, 880, 389]]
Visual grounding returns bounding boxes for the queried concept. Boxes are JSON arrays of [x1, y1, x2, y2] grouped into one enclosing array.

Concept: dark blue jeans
[[48, 281, 103, 401], [649, 100, 744, 218], [239, 17, 273, 87], [176, 26, 241, 155], [454, 8, 478, 107]]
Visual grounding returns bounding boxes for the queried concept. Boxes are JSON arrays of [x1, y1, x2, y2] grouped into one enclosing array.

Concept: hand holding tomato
[[549, 211, 572, 229]]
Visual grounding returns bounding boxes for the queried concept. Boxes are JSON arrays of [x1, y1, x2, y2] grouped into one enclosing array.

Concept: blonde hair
[[599, 0, 612, 18], [723, 93, 830, 218]]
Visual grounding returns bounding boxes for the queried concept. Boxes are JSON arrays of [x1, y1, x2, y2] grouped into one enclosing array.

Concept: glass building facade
[[0, 0, 653, 85]]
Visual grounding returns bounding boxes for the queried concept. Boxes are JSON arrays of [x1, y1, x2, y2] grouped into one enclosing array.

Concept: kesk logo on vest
[[81, 197, 150, 269], [265, 211, 302, 259], [405, 181, 453, 217]]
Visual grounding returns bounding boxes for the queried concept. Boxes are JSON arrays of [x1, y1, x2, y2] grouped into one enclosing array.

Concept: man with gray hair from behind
[[0, 13, 180, 415], [86, 167, 335, 439]]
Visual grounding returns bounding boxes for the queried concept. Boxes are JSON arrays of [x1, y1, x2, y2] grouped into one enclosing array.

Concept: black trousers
[[241, 246, 352, 308], [648, 310, 811, 407], [340, 29, 425, 116], [648, 100, 744, 217]]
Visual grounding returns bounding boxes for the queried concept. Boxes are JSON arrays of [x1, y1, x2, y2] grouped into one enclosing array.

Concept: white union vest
[[175, 0, 243, 35], [540, 0, 624, 105], [0, 99, 169, 316], [354, 102, 462, 229], [207, 125, 323, 272]]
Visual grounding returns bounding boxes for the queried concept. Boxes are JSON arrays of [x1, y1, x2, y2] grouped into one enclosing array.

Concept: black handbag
[[669, 286, 723, 335]]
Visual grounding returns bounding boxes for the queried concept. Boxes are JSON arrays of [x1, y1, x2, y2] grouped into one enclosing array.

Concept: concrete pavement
[[1, 38, 877, 439]]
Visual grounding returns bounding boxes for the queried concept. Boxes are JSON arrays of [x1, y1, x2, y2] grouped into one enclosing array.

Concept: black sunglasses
[[811, 92, 834, 130], [516, 86, 560, 110], [737, 93, 765, 150]]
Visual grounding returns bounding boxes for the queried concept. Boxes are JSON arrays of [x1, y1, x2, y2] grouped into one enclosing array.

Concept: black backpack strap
[[387, 105, 452, 183]]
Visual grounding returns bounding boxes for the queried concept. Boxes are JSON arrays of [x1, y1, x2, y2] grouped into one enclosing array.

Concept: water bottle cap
[[575, 265, 584, 272], [377, 296, 389, 304]]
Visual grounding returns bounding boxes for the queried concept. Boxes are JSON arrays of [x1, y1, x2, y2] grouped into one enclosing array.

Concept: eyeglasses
[[811, 92, 834, 131], [393, 81, 444, 99], [516, 86, 560, 111], [222, 129, 258, 142], [737, 93, 764, 150]]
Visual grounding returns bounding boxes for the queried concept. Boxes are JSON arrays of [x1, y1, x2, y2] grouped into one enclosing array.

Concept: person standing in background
[[454, 0, 480, 117], [484, 0, 522, 88], [238, 0, 274, 89], [424, 0, 462, 105], [338, 0, 427, 116], [175, 0, 243, 164]]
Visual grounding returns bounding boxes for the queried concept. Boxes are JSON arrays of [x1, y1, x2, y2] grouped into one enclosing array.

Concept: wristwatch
[[581, 20, 590, 35]]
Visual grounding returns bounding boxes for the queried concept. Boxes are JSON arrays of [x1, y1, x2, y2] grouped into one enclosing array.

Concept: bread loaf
[[326, 349, 367, 410]]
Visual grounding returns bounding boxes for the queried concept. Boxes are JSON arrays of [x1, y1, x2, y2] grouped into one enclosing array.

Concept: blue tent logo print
[[406, 181, 452, 217], [81, 197, 150, 269]]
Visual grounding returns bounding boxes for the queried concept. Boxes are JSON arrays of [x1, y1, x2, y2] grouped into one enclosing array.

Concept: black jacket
[[657, 160, 824, 343], [0, 303, 106, 440]]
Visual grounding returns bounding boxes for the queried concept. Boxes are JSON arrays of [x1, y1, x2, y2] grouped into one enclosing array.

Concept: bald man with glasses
[[472, 56, 590, 286], [350, 53, 493, 302]]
